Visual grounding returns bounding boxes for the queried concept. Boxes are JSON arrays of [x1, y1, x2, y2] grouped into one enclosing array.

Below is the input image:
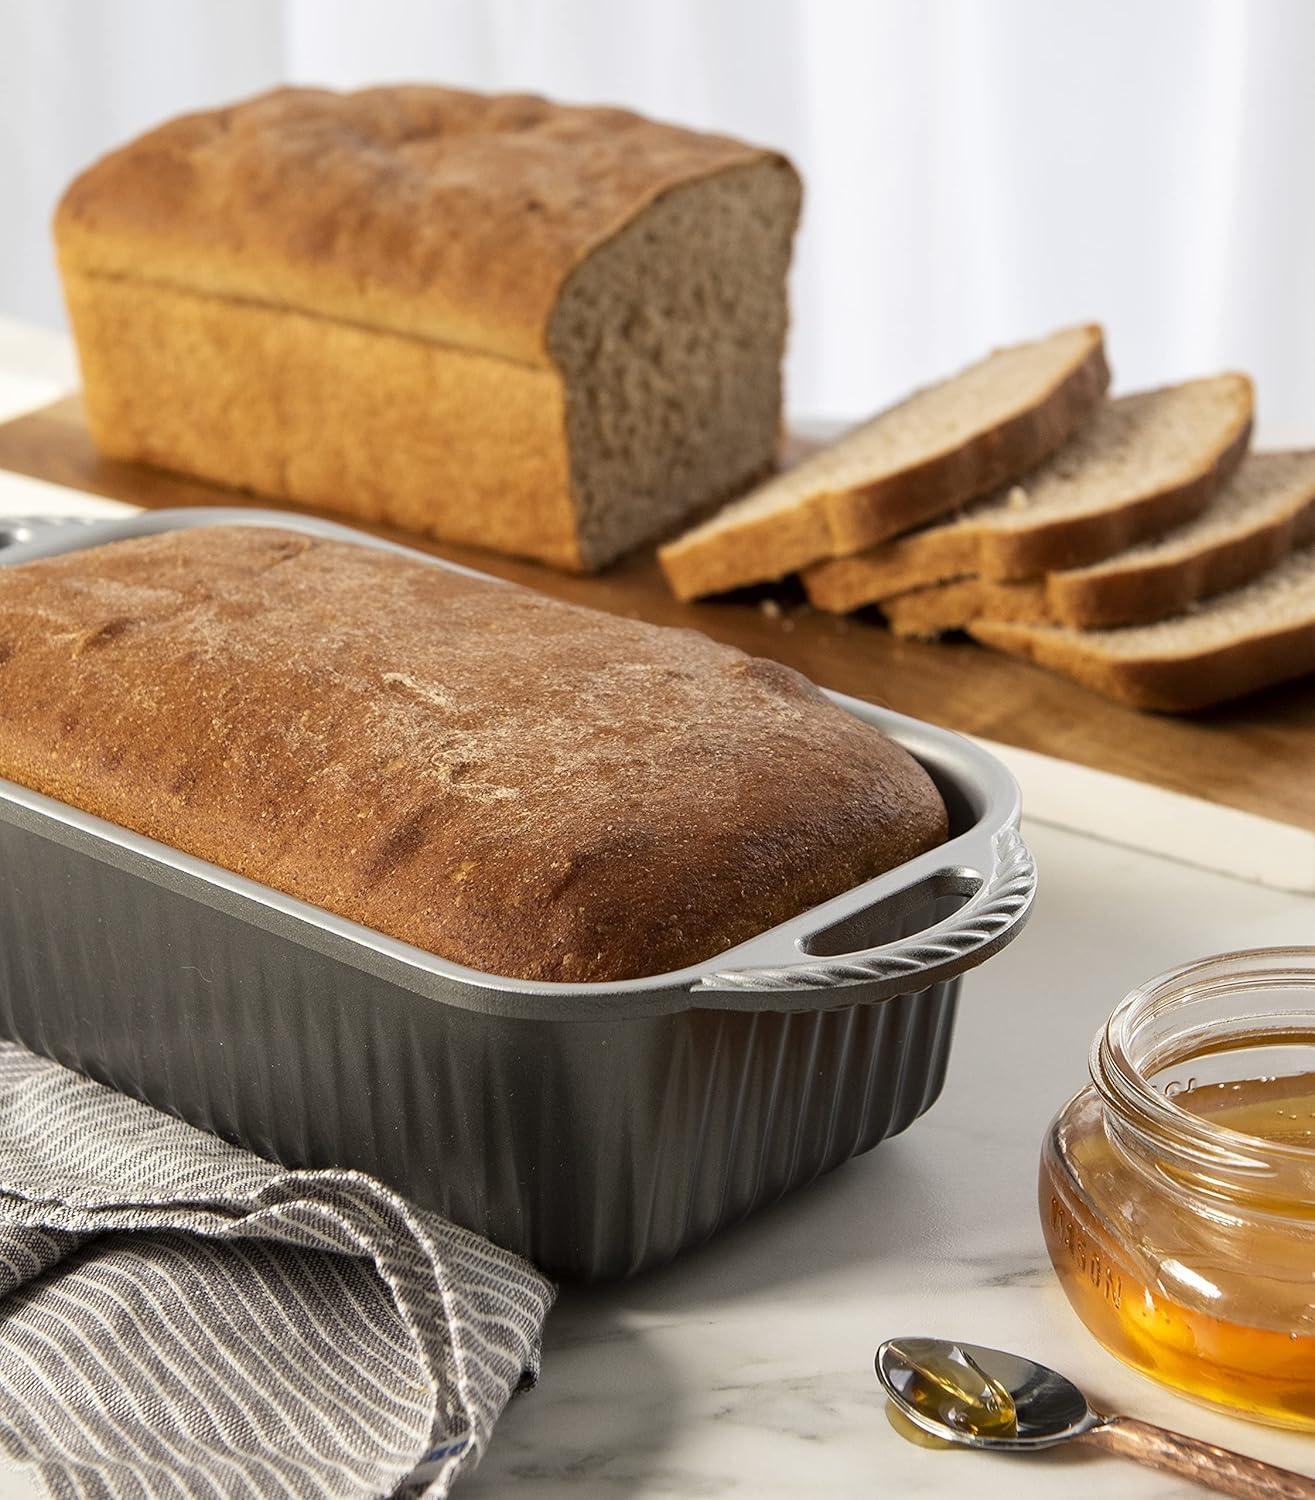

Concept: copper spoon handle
[[1079, 1416, 1315, 1498]]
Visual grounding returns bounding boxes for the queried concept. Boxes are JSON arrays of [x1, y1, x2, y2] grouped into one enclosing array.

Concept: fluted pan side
[[0, 804, 961, 1280]]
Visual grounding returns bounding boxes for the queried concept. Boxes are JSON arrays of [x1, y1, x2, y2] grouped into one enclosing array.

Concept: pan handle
[[691, 824, 1035, 1005], [0, 513, 109, 549]]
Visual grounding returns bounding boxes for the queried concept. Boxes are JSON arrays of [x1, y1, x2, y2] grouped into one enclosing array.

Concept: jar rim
[[1091, 946, 1315, 1173]]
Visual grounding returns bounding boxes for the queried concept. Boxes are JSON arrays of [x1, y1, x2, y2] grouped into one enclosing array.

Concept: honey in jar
[[1040, 949, 1315, 1431]]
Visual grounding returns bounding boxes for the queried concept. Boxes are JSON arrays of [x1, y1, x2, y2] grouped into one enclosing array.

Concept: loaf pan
[[0, 508, 1035, 1280]]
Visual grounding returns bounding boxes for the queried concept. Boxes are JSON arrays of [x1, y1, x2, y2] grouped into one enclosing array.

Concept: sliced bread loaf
[[884, 449, 1315, 638], [969, 543, 1315, 712], [657, 324, 1108, 599], [803, 375, 1254, 612], [58, 87, 804, 572]]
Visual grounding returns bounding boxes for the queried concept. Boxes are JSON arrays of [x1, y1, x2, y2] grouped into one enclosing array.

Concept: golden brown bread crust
[[63, 273, 587, 570], [55, 85, 777, 366], [0, 527, 948, 982]]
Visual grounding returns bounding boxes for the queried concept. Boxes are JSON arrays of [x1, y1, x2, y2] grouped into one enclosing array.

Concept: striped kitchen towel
[[0, 1042, 554, 1498]]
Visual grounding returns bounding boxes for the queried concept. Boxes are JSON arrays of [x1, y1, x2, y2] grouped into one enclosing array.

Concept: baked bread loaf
[[884, 449, 1315, 637], [0, 526, 948, 982], [658, 324, 1109, 599], [803, 375, 1254, 611], [971, 543, 1315, 711], [55, 86, 802, 572]]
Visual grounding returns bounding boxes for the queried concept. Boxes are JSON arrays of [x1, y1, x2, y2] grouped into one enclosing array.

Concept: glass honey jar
[[1040, 948, 1315, 1431]]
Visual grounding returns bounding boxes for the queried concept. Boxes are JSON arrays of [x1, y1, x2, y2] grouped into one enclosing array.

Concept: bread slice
[[969, 544, 1315, 712], [883, 576, 1049, 639], [657, 324, 1109, 599], [803, 375, 1255, 612], [884, 449, 1315, 638]]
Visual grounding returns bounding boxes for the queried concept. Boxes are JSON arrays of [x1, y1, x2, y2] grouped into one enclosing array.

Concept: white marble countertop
[[454, 819, 1315, 1498], [0, 327, 1312, 1497]]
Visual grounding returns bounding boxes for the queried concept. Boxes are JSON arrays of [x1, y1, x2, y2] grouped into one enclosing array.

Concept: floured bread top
[[0, 526, 947, 983], [55, 85, 789, 367], [1065, 449, 1315, 579], [1032, 543, 1315, 659], [664, 324, 1104, 545], [953, 375, 1253, 536]]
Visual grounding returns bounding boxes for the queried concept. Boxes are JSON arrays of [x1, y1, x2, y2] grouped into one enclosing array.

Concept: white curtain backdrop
[[2, 0, 1313, 438]]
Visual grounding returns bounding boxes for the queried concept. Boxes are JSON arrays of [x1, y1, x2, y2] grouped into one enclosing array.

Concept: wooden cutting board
[[1, 395, 1313, 839]]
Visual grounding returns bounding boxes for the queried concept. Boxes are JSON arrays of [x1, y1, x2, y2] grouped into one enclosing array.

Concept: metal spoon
[[877, 1337, 1315, 1499]]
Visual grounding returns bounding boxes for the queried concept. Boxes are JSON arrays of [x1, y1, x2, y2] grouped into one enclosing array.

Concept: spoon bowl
[[877, 1336, 1099, 1450]]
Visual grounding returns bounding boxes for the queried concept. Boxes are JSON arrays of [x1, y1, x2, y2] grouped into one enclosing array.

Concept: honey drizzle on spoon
[[887, 1341, 1019, 1446]]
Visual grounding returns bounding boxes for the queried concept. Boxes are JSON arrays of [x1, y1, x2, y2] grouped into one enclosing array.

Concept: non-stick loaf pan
[[0, 508, 1036, 1280]]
